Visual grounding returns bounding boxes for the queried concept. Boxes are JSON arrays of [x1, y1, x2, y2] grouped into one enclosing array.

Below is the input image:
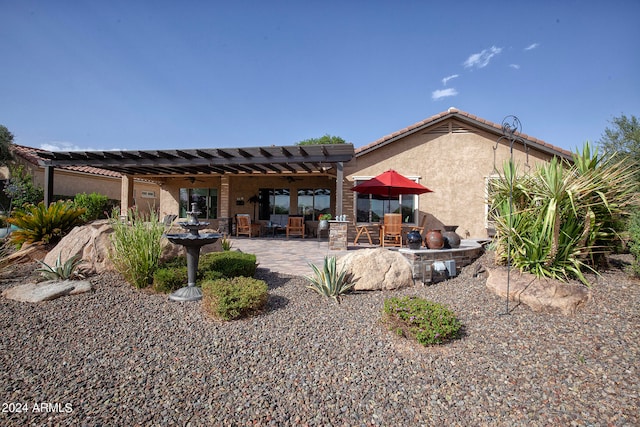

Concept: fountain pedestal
[[163, 203, 221, 302]]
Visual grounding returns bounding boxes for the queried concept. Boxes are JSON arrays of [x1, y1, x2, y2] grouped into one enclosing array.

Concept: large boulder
[[44, 220, 115, 275], [0, 243, 50, 268], [337, 248, 414, 291], [486, 268, 591, 315]]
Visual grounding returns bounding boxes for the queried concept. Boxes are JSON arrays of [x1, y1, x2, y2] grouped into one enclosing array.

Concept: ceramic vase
[[425, 229, 444, 249], [406, 230, 422, 250], [442, 225, 461, 248]]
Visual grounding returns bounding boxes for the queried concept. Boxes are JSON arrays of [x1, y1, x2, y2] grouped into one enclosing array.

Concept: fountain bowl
[[164, 232, 221, 247]]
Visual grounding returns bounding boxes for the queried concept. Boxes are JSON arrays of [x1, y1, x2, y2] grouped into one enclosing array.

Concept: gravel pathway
[[1, 254, 638, 426]]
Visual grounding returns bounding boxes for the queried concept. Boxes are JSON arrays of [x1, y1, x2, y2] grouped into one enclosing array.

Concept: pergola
[[38, 143, 355, 219]]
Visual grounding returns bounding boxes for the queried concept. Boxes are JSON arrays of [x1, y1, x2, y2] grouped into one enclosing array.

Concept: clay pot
[[425, 229, 444, 249], [442, 225, 461, 249], [406, 230, 422, 250]]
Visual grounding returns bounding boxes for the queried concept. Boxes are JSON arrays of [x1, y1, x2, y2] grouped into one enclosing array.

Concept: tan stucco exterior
[[8, 151, 160, 215], [11, 110, 569, 240], [344, 117, 558, 239]]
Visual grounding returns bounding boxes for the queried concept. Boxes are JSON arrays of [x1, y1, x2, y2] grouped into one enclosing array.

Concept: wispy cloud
[[509, 64, 520, 70], [524, 43, 539, 51], [441, 74, 459, 85], [463, 46, 502, 69], [432, 88, 458, 100], [40, 141, 113, 151]]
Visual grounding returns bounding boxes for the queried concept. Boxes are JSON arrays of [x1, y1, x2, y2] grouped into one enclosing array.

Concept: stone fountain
[[163, 203, 222, 302]]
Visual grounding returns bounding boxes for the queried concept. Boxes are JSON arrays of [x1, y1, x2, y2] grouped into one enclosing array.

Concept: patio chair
[[380, 213, 403, 247], [286, 216, 305, 239], [236, 214, 253, 237], [353, 221, 373, 245]]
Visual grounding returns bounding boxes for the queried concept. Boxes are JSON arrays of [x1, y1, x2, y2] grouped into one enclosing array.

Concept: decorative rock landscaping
[[1, 253, 638, 426]]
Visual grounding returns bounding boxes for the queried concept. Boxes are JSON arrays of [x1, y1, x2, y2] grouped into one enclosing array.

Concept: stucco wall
[[344, 118, 556, 238], [11, 159, 160, 215]]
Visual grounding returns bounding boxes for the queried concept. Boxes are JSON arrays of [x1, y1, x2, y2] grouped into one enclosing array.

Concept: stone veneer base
[[398, 240, 485, 284]]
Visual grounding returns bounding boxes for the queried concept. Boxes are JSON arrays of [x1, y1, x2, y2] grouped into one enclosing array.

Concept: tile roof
[[11, 144, 122, 178], [356, 107, 573, 159]]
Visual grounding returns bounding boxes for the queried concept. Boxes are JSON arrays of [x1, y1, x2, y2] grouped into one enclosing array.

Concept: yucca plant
[[306, 256, 354, 303], [220, 235, 233, 251], [491, 142, 639, 284], [109, 208, 164, 288], [36, 253, 84, 280], [8, 200, 86, 247]]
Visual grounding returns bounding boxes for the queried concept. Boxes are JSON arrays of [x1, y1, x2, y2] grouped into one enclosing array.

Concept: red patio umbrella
[[350, 169, 433, 213], [351, 169, 433, 197]]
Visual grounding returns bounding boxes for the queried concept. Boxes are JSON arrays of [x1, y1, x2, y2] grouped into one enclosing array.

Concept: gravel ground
[[1, 253, 638, 426]]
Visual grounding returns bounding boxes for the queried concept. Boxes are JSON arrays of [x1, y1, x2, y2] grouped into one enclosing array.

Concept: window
[[258, 188, 290, 220], [297, 188, 330, 220], [179, 188, 218, 219], [354, 179, 417, 224]]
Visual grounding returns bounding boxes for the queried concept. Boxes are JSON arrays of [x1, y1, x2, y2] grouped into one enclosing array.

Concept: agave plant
[[306, 256, 354, 303], [36, 253, 84, 280]]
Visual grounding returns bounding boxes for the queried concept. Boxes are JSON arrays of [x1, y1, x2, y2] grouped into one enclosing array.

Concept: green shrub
[[74, 192, 110, 221], [152, 265, 188, 293], [151, 254, 234, 294], [8, 200, 86, 247], [36, 253, 84, 280], [306, 256, 354, 303], [200, 269, 225, 282], [109, 208, 164, 288], [199, 251, 257, 278], [201, 276, 268, 321], [3, 165, 44, 207], [382, 296, 461, 345], [629, 209, 640, 277]]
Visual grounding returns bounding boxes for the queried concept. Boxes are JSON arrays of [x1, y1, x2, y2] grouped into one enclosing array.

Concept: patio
[[227, 236, 484, 278], [228, 236, 372, 275]]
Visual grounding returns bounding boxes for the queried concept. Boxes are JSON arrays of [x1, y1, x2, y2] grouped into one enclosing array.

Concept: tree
[[3, 164, 44, 208], [0, 125, 14, 165], [296, 134, 346, 145], [597, 114, 640, 179]]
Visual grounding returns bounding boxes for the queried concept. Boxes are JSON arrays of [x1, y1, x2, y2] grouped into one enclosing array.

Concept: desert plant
[[74, 192, 110, 221], [629, 209, 640, 277], [36, 253, 84, 280], [109, 208, 164, 288], [8, 200, 86, 247], [490, 142, 639, 284], [199, 251, 257, 278], [220, 235, 233, 251], [201, 276, 268, 321], [382, 296, 461, 345], [306, 256, 354, 303]]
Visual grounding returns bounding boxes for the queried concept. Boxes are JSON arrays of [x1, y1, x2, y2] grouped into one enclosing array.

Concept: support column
[[336, 161, 343, 216], [219, 175, 231, 235], [43, 165, 54, 206], [120, 174, 134, 218]]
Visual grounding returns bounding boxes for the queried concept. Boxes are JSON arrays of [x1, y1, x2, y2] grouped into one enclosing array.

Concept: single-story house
[[2, 144, 161, 214], [35, 108, 572, 240]]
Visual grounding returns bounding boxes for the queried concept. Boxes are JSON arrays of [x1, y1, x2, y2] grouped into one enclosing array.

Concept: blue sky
[[1, 0, 638, 153]]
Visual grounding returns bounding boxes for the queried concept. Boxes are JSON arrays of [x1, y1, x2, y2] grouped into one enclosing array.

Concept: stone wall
[[399, 240, 484, 284]]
